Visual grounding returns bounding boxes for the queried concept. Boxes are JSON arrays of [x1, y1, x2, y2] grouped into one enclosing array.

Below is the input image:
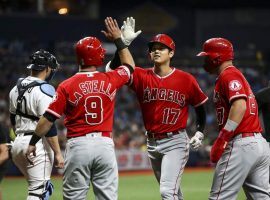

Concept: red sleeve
[[46, 84, 67, 118], [221, 73, 247, 103], [106, 65, 131, 89], [189, 75, 208, 107]]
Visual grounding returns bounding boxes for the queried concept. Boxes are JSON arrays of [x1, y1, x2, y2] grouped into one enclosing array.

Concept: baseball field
[[2, 168, 245, 200]]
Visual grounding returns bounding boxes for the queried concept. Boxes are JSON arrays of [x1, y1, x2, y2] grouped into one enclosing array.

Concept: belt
[[67, 131, 112, 139], [235, 132, 261, 139], [16, 132, 34, 136], [146, 130, 183, 140]]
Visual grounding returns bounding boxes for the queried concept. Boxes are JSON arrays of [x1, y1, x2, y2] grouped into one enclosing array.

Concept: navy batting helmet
[[27, 49, 60, 71]]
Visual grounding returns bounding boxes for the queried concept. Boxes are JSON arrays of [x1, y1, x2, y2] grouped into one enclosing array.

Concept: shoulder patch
[[117, 66, 129, 76], [40, 84, 55, 97], [229, 80, 242, 91]]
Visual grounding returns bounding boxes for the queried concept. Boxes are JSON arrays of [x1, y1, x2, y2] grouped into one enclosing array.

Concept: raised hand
[[121, 17, 142, 46], [102, 17, 122, 41]]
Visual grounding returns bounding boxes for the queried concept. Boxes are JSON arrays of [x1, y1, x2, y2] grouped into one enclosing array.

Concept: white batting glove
[[121, 17, 142, 46], [189, 131, 204, 151]]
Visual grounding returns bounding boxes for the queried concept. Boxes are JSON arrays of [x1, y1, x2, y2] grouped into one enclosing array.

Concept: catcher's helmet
[[148, 34, 175, 52], [27, 49, 59, 71], [75, 36, 106, 67]]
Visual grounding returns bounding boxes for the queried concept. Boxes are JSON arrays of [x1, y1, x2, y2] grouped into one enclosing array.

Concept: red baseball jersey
[[46, 66, 131, 138], [130, 67, 208, 133], [213, 66, 262, 134]]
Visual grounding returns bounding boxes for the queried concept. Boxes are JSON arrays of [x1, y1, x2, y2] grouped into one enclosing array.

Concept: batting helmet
[[27, 49, 59, 71], [197, 38, 234, 72], [148, 34, 175, 52], [75, 36, 106, 67]]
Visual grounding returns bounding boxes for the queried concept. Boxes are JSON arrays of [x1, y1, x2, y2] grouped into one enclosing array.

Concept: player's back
[[48, 67, 131, 138]]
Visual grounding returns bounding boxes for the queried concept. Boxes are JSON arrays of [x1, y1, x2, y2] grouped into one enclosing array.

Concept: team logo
[[229, 80, 242, 91], [117, 68, 128, 76]]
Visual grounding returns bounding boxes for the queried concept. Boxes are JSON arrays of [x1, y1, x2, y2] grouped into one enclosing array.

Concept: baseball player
[[107, 17, 208, 200], [256, 83, 270, 141], [197, 38, 270, 200], [26, 17, 135, 200], [9, 49, 64, 200]]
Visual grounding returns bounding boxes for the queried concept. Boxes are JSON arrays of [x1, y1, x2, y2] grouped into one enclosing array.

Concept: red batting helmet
[[148, 34, 175, 52], [197, 38, 234, 72], [75, 36, 106, 67]]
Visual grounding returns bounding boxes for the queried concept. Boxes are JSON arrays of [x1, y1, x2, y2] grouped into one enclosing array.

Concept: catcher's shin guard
[[28, 180, 54, 200]]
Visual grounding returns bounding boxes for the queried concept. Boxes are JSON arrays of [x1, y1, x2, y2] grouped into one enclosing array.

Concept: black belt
[[146, 130, 184, 140], [17, 132, 34, 136]]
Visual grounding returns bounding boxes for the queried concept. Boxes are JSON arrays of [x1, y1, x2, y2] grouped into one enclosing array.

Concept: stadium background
[[0, 0, 269, 199]]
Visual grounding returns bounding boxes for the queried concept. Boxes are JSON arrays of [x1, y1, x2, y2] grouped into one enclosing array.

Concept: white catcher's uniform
[[9, 76, 55, 200]]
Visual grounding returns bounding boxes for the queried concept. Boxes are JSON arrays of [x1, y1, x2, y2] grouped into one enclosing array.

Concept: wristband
[[29, 134, 42, 146], [114, 38, 127, 51], [224, 119, 238, 131], [122, 63, 134, 74]]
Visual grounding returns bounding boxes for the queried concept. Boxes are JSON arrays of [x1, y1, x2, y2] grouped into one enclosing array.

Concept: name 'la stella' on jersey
[[79, 80, 116, 99], [143, 87, 185, 107], [68, 80, 117, 106]]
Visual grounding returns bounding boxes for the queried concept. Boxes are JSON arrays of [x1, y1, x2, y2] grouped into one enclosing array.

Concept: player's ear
[[147, 50, 152, 61], [169, 50, 174, 58]]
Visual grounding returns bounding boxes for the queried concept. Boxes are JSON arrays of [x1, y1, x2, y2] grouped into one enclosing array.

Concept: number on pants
[[84, 96, 103, 125], [162, 108, 181, 124]]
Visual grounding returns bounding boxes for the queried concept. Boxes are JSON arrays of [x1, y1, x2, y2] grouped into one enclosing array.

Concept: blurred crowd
[[0, 39, 269, 167]]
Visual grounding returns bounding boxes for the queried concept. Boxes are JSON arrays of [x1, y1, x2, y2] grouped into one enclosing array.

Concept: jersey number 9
[[84, 96, 103, 125]]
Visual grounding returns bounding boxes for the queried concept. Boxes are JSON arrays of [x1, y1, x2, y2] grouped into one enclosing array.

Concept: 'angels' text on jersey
[[130, 67, 208, 133], [143, 87, 185, 107]]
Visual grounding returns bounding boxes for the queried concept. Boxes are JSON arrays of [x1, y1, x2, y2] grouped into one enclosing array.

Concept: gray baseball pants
[[63, 134, 118, 200], [209, 133, 270, 200], [147, 131, 190, 200]]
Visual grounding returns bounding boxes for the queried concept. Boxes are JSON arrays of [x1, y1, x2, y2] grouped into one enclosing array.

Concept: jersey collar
[[27, 76, 43, 81], [216, 65, 235, 81], [152, 67, 175, 79], [76, 71, 99, 75]]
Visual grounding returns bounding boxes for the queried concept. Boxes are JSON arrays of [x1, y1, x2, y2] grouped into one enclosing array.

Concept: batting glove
[[121, 17, 142, 46], [189, 131, 204, 151], [210, 128, 234, 163]]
